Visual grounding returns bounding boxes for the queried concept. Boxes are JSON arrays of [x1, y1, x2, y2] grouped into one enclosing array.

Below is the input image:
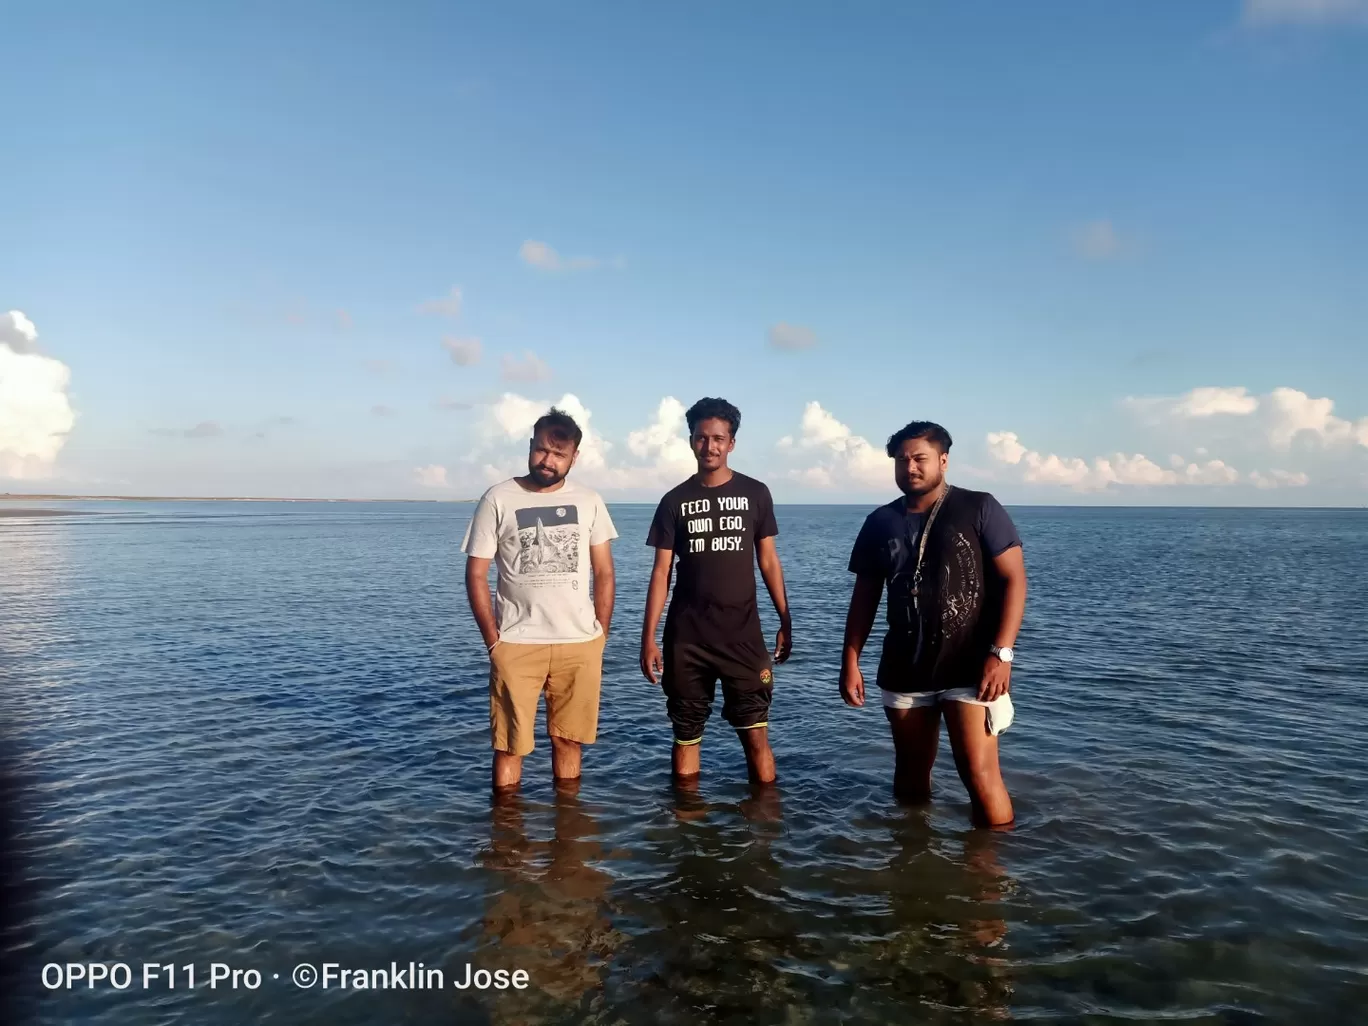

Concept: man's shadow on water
[[457, 781, 623, 1026]]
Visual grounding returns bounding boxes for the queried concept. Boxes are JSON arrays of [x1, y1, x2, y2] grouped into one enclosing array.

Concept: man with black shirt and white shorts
[[640, 397, 792, 785], [839, 420, 1026, 828]]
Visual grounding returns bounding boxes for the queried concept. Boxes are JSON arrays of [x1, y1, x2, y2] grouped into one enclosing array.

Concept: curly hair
[[685, 397, 741, 438]]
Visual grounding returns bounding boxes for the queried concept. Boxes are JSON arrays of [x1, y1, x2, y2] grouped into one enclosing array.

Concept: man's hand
[[640, 637, 664, 684], [839, 659, 865, 707], [978, 655, 1012, 702], [773, 620, 792, 664]]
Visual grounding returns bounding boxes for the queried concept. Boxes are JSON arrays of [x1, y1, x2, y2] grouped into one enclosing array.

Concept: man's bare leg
[[884, 706, 941, 803], [672, 739, 702, 780], [550, 736, 583, 781], [737, 726, 776, 785], [942, 701, 1014, 828], [493, 751, 523, 792]]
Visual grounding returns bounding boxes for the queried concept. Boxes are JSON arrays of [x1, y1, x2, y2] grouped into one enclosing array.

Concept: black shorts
[[662, 640, 773, 744]]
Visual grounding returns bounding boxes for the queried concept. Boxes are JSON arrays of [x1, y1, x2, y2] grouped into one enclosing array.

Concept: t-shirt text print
[[679, 492, 754, 553], [647, 472, 778, 643], [462, 478, 618, 645]]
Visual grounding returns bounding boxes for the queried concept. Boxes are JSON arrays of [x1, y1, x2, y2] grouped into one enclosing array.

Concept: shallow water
[[3, 501, 1366, 1024]]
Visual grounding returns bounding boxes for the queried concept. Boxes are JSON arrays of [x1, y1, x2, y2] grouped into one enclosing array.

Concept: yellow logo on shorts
[[760, 668, 773, 685]]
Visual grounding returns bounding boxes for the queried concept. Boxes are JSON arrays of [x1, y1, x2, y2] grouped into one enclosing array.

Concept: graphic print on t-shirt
[[515, 505, 580, 574]]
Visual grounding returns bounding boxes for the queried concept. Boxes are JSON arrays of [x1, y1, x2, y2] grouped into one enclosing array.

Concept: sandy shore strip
[[0, 508, 90, 517]]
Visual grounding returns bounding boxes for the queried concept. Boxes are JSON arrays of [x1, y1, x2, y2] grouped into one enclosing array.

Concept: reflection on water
[[470, 782, 620, 1024]]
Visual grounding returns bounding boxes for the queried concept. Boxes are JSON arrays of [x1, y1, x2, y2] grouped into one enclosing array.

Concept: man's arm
[[979, 546, 1027, 701], [639, 547, 673, 682], [840, 574, 884, 706], [590, 540, 615, 638], [464, 556, 500, 651], [755, 536, 792, 663]]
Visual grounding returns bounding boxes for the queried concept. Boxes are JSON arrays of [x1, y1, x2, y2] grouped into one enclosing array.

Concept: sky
[[2, 0, 1366, 505]]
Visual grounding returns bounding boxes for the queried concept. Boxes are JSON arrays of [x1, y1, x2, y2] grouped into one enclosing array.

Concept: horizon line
[[2, 492, 1364, 511]]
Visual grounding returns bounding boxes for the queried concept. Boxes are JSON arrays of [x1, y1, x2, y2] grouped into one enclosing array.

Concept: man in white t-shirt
[[462, 408, 618, 790]]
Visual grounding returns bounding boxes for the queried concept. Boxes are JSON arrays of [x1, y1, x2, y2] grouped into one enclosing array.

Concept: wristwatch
[[990, 645, 1014, 663]]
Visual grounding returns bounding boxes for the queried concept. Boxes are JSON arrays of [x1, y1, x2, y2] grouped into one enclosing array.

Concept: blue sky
[[2, 1, 1365, 503]]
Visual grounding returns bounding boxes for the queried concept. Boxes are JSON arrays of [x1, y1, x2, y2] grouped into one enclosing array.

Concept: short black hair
[[532, 407, 582, 449], [885, 420, 952, 457], [686, 397, 741, 438]]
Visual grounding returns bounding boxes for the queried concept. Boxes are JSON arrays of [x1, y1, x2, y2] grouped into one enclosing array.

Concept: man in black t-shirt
[[839, 420, 1027, 828], [641, 397, 793, 785]]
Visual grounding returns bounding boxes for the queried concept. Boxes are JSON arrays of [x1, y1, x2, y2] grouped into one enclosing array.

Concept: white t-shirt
[[461, 477, 618, 644]]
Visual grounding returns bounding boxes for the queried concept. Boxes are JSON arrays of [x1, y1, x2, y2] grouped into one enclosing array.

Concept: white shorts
[[880, 687, 1015, 736]]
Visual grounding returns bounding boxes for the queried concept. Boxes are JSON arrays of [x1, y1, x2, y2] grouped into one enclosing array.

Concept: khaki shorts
[[488, 634, 606, 756]]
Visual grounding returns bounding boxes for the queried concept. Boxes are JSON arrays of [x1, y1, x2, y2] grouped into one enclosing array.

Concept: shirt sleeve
[[588, 493, 618, 545], [977, 495, 1022, 557], [755, 484, 778, 540], [461, 491, 499, 558], [847, 514, 883, 576], [645, 496, 676, 551]]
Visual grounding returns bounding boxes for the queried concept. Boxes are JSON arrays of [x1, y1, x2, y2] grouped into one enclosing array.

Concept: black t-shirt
[[847, 490, 1021, 633], [647, 472, 778, 646]]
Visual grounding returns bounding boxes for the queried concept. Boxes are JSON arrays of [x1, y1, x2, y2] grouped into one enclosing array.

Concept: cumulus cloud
[[1, 311, 40, 355], [987, 431, 1241, 492], [519, 240, 622, 273], [626, 397, 697, 478], [1, 312, 77, 479], [1241, 0, 1368, 25], [501, 351, 553, 383], [469, 392, 703, 493], [1071, 219, 1124, 260], [443, 336, 483, 366], [414, 464, 450, 488], [767, 322, 818, 352], [481, 392, 610, 475], [776, 402, 891, 489], [1127, 385, 1368, 450], [418, 286, 463, 318]]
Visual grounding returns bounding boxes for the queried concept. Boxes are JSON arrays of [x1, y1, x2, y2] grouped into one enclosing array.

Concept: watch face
[[998, 647, 1014, 662]]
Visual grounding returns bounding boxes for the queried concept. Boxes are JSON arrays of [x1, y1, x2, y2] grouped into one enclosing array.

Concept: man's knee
[[735, 725, 770, 752]]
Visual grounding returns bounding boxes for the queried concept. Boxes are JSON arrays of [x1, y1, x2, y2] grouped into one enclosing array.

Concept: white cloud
[[414, 464, 449, 488], [443, 336, 482, 366], [1071, 219, 1123, 260], [482, 392, 610, 474], [626, 397, 696, 477], [767, 323, 818, 352], [1, 312, 77, 479], [500, 351, 553, 383], [418, 286, 463, 318], [1250, 469, 1311, 489], [987, 431, 1241, 492], [1127, 384, 1368, 450], [776, 402, 890, 490], [1172, 386, 1260, 418], [1264, 387, 1368, 449], [518, 240, 621, 273], [1242, 0, 1368, 25], [472, 392, 703, 493], [1, 311, 40, 354]]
